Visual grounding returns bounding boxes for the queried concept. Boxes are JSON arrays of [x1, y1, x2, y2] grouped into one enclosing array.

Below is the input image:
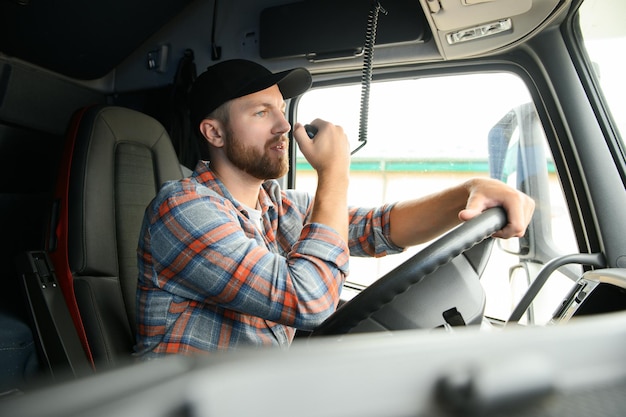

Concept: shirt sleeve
[[145, 189, 349, 330], [348, 203, 405, 257]]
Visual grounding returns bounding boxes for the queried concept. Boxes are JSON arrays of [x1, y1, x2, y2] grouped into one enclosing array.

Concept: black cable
[[211, 0, 222, 60], [353, 1, 387, 155]]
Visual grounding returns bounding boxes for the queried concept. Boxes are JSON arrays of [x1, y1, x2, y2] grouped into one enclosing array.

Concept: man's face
[[223, 85, 291, 180]]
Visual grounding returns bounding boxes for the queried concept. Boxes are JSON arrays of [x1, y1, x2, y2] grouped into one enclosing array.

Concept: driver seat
[[48, 105, 184, 369]]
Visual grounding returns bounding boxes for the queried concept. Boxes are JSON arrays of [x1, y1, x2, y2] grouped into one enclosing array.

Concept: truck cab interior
[[1, 0, 626, 415]]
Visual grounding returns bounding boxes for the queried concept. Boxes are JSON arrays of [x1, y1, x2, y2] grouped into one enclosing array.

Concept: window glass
[[578, 0, 626, 142], [295, 72, 576, 323]]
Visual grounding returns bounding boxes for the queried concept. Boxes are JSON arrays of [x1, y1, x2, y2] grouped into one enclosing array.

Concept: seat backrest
[[49, 105, 183, 369]]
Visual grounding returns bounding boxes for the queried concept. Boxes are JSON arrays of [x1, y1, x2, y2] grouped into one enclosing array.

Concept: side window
[[295, 72, 577, 324], [578, 0, 626, 146]]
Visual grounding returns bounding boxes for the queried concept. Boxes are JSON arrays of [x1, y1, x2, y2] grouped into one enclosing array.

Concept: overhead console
[[259, 0, 569, 65], [259, 0, 430, 61], [419, 0, 569, 59]]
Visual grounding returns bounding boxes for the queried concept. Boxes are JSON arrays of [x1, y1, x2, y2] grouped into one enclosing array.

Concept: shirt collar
[[192, 160, 276, 216]]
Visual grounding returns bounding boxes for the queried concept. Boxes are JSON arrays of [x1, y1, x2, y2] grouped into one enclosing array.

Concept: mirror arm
[[506, 252, 606, 324]]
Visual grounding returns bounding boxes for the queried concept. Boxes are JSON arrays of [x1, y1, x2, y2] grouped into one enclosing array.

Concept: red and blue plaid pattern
[[135, 161, 400, 357]]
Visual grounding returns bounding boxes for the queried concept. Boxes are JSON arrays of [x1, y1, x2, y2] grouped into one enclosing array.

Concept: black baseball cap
[[189, 59, 312, 130]]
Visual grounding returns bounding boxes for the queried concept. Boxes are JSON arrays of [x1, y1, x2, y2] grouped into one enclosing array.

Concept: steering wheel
[[311, 207, 508, 336]]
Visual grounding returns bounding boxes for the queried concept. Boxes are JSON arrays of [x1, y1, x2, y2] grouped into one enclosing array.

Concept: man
[[134, 59, 534, 358]]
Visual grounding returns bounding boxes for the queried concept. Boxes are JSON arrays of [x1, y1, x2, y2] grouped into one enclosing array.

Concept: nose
[[273, 112, 291, 136]]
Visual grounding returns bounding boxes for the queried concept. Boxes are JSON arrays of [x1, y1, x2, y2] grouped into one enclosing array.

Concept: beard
[[223, 127, 289, 180]]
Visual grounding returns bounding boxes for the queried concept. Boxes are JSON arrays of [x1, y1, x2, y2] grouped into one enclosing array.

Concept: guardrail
[[296, 158, 556, 173]]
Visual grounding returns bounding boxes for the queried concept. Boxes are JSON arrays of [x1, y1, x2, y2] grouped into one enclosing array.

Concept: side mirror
[[488, 103, 536, 257]]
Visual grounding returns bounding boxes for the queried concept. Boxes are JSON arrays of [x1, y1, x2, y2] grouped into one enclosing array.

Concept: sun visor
[[260, 0, 429, 61]]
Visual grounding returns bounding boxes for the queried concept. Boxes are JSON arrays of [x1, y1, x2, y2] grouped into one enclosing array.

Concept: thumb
[[293, 123, 311, 151], [458, 192, 489, 222], [458, 207, 482, 222]]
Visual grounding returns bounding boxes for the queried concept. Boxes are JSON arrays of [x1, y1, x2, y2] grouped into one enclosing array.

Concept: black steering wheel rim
[[311, 207, 508, 336]]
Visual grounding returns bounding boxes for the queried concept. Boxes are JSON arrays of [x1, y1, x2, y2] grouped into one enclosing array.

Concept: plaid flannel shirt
[[135, 161, 401, 358]]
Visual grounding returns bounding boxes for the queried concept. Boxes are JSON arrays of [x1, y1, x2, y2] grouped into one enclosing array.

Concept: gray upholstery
[[67, 106, 183, 368]]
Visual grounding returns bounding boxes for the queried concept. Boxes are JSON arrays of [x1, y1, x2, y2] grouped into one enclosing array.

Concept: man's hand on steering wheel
[[460, 177, 535, 239]]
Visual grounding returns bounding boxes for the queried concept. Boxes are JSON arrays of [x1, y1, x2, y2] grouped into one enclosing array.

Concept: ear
[[199, 119, 225, 148]]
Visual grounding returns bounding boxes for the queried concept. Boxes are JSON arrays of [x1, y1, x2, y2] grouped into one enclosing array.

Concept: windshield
[[295, 72, 576, 323]]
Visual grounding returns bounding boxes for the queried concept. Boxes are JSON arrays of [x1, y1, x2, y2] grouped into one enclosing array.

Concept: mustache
[[267, 134, 288, 146]]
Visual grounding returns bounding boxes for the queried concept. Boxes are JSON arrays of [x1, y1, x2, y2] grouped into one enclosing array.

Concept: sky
[[297, 73, 532, 160]]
